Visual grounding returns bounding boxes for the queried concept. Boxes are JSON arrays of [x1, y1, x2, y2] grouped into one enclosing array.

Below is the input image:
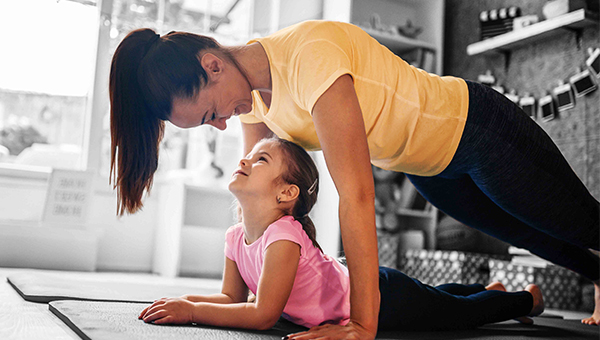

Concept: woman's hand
[[284, 321, 376, 340], [138, 297, 197, 325]]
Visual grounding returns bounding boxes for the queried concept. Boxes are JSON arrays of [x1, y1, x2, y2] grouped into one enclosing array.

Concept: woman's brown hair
[[269, 138, 322, 252], [109, 29, 221, 215]]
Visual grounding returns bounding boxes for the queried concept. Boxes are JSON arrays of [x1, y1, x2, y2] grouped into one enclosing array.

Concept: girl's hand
[[138, 297, 197, 325], [284, 321, 376, 340]]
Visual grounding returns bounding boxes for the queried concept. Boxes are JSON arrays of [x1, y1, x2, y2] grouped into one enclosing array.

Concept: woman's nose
[[212, 119, 227, 130]]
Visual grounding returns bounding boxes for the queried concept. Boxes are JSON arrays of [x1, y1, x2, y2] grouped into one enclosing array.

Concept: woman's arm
[[141, 240, 300, 330], [241, 121, 274, 155], [290, 74, 379, 340]]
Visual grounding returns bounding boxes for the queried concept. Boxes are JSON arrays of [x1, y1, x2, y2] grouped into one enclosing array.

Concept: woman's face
[[170, 53, 253, 130]]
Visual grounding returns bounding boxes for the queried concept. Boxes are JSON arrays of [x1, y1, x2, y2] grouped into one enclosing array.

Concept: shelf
[[361, 26, 436, 53], [467, 9, 598, 56]]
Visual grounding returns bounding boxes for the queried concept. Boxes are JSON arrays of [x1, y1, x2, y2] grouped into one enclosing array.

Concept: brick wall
[[444, 0, 599, 200]]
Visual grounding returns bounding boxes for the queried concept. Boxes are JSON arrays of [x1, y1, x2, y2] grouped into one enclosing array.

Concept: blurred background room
[[0, 0, 598, 323]]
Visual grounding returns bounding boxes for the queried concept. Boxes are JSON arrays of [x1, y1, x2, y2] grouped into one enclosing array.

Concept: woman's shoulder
[[257, 20, 355, 47]]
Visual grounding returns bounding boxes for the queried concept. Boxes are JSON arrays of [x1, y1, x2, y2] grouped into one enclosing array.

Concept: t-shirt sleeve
[[289, 30, 354, 113], [224, 225, 240, 261], [262, 219, 306, 258]]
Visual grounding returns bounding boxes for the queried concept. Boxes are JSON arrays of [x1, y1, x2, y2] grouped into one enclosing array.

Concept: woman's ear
[[279, 184, 300, 203], [200, 53, 224, 80]]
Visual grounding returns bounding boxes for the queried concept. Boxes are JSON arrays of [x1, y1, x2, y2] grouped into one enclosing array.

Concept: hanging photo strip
[[570, 68, 598, 97], [539, 94, 556, 122], [553, 82, 575, 112], [519, 93, 536, 120], [477, 46, 599, 122], [587, 48, 600, 78]]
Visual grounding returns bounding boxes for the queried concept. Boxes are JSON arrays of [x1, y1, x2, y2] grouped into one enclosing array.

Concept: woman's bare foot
[[486, 281, 533, 324], [526, 284, 544, 317], [581, 281, 600, 325], [486, 281, 506, 292]]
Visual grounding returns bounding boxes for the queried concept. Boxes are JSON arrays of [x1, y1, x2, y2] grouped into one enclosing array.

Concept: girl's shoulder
[[225, 223, 244, 243], [263, 216, 309, 250]]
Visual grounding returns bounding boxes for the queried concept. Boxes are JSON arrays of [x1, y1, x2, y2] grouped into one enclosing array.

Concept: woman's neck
[[230, 43, 271, 92]]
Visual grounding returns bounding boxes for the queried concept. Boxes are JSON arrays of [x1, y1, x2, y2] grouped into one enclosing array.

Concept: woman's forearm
[[191, 301, 278, 330], [339, 195, 380, 333]]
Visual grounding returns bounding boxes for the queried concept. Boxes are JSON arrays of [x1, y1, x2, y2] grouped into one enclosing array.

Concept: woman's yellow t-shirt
[[240, 20, 469, 176]]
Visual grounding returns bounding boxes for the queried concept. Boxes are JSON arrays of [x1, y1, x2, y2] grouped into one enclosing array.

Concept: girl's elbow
[[254, 312, 280, 330]]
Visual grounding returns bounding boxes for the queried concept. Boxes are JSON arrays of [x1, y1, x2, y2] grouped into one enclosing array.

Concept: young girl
[[138, 137, 544, 336]]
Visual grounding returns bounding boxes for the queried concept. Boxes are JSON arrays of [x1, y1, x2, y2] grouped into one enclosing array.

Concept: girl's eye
[[258, 156, 267, 162]]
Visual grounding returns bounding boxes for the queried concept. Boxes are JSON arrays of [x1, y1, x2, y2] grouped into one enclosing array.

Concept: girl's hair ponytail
[[295, 214, 321, 252], [109, 28, 220, 215], [268, 138, 323, 252]]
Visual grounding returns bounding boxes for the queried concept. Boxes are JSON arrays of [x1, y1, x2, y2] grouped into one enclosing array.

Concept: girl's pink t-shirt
[[224, 215, 350, 328]]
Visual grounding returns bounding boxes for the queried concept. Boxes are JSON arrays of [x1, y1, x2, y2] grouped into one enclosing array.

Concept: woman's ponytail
[[110, 29, 164, 215], [110, 28, 220, 215]]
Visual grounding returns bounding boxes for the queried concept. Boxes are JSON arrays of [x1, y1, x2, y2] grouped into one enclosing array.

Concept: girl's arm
[[139, 257, 248, 318], [290, 74, 379, 340], [141, 240, 300, 330], [241, 121, 274, 155], [182, 257, 250, 303]]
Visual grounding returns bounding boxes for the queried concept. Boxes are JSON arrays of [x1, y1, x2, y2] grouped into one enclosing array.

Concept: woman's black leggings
[[377, 267, 532, 330], [407, 80, 600, 281]]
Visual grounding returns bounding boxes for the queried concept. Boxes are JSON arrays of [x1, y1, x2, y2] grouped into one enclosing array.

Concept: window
[[0, 0, 250, 176], [0, 0, 98, 169]]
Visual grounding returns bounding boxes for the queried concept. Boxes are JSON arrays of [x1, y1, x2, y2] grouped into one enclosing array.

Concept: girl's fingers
[[142, 309, 168, 323], [152, 315, 174, 325], [140, 299, 169, 318]]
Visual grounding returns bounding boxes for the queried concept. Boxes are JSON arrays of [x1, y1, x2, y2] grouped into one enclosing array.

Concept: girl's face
[[169, 53, 253, 130], [228, 140, 286, 200]]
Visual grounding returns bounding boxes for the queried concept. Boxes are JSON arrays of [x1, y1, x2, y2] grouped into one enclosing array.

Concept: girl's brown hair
[[109, 29, 221, 215], [269, 138, 322, 252]]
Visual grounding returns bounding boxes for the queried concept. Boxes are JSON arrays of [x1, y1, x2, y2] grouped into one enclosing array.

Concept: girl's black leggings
[[377, 266, 532, 331]]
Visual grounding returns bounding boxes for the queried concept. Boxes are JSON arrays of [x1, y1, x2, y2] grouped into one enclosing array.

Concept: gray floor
[[50, 300, 600, 340]]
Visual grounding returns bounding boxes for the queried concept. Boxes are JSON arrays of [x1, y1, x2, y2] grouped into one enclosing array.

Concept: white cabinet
[[154, 182, 236, 277]]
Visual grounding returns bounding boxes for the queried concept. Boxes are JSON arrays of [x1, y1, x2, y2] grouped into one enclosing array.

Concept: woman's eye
[[211, 112, 216, 121]]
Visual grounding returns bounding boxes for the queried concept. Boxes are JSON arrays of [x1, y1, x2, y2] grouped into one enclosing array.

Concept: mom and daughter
[[110, 20, 599, 339]]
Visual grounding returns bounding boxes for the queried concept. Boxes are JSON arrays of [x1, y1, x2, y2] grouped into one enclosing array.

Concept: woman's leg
[[377, 267, 533, 331], [409, 80, 599, 278], [407, 79, 600, 323], [406, 173, 600, 281]]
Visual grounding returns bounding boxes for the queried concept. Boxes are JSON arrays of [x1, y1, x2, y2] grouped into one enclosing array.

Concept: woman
[[110, 20, 600, 339]]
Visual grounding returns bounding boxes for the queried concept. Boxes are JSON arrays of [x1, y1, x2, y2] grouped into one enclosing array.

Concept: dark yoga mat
[[8, 271, 220, 303], [50, 300, 600, 340], [50, 300, 306, 340]]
